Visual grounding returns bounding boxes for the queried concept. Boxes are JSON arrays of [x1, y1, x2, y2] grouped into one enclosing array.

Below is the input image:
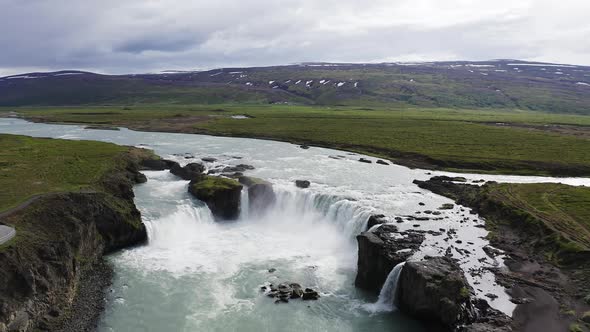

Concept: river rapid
[[1, 118, 589, 331]]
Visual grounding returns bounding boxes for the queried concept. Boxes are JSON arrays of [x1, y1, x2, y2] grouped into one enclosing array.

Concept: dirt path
[[0, 225, 15, 245]]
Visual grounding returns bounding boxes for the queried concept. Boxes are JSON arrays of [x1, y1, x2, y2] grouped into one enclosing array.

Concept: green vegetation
[[459, 286, 470, 300], [482, 183, 590, 260], [5, 104, 590, 176], [190, 176, 242, 197], [0, 134, 147, 212], [569, 323, 583, 332]]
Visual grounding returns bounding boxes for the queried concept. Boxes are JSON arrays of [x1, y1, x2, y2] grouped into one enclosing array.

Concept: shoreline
[[53, 259, 113, 332], [414, 178, 590, 332]]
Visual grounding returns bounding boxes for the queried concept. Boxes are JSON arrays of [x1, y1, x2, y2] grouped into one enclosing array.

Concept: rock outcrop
[[295, 180, 311, 189], [238, 176, 276, 213], [355, 224, 425, 292], [139, 158, 177, 171], [0, 152, 150, 331], [397, 256, 512, 331], [208, 164, 255, 175], [188, 175, 243, 220], [170, 162, 205, 181], [261, 282, 320, 304], [366, 214, 387, 230]]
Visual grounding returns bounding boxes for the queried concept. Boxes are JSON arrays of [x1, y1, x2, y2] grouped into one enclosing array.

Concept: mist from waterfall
[[95, 171, 428, 331]]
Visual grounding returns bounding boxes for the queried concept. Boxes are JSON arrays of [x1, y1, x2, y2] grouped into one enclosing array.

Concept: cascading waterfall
[[248, 184, 373, 239], [145, 199, 215, 245], [365, 262, 406, 313]]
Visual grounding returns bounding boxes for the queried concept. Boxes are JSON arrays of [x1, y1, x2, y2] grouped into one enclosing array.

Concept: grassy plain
[[0, 134, 137, 212], [485, 183, 590, 254], [3, 105, 590, 176]]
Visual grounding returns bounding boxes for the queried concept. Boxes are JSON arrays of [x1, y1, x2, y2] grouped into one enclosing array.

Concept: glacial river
[[1, 118, 589, 331]]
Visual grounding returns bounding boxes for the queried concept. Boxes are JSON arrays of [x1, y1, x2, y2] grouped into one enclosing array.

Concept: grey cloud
[[0, 0, 589, 76]]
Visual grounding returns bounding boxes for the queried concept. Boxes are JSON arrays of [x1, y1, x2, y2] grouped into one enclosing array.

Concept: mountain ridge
[[2, 60, 590, 114]]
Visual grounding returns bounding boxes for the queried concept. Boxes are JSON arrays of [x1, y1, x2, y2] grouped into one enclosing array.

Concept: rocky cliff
[[398, 257, 512, 331], [0, 150, 153, 332], [355, 224, 425, 292]]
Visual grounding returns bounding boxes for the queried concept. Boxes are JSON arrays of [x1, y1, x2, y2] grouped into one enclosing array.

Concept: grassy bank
[[0, 134, 150, 213], [482, 183, 590, 258], [415, 179, 590, 262], [3, 105, 590, 176]]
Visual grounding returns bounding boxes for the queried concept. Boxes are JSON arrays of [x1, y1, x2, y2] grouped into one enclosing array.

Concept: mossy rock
[[238, 176, 270, 187], [189, 176, 242, 220]]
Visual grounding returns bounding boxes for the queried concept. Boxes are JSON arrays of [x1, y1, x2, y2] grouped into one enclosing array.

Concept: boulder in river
[[295, 180, 311, 189], [188, 175, 242, 220], [376, 160, 389, 165], [170, 162, 205, 181], [140, 158, 177, 171], [209, 164, 255, 175], [359, 158, 372, 164], [238, 176, 276, 213], [355, 224, 425, 292], [438, 203, 455, 210], [261, 282, 319, 303]]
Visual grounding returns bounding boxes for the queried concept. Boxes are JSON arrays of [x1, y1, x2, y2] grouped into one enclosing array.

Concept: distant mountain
[[1, 60, 590, 114]]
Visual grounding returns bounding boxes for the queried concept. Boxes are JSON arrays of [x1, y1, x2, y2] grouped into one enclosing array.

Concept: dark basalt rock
[[140, 158, 178, 171], [355, 224, 425, 292], [201, 157, 217, 163], [439, 203, 454, 210], [428, 175, 468, 183], [398, 257, 512, 331], [376, 160, 389, 165], [188, 176, 243, 221], [170, 162, 205, 181], [366, 214, 387, 230], [359, 158, 372, 164], [302, 288, 320, 300], [209, 164, 255, 175], [238, 176, 276, 213], [300, 145, 310, 149], [261, 282, 319, 303], [295, 180, 311, 189]]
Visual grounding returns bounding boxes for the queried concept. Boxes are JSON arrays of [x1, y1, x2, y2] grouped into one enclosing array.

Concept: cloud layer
[[1, 0, 589, 75]]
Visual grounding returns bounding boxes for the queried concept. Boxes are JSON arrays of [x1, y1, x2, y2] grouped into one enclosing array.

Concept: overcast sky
[[1, 0, 589, 76]]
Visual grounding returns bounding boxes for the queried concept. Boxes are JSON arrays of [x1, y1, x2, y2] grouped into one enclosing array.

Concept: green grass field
[[4, 104, 590, 176], [0, 134, 140, 212], [486, 183, 590, 252]]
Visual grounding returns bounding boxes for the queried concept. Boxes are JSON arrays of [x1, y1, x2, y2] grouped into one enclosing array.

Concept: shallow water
[[1, 118, 589, 331]]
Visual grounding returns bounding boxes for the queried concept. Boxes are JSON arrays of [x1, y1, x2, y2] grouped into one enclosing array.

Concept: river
[[1, 118, 589, 331]]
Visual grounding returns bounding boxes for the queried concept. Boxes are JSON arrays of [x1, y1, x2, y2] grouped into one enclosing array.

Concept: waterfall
[[365, 262, 406, 313], [249, 185, 373, 239], [145, 199, 215, 245], [240, 188, 250, 220]]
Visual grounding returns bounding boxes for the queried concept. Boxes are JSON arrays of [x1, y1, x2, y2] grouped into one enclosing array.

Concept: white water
[[365, 262, 406, 313], [2, 118, 590, 331]]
